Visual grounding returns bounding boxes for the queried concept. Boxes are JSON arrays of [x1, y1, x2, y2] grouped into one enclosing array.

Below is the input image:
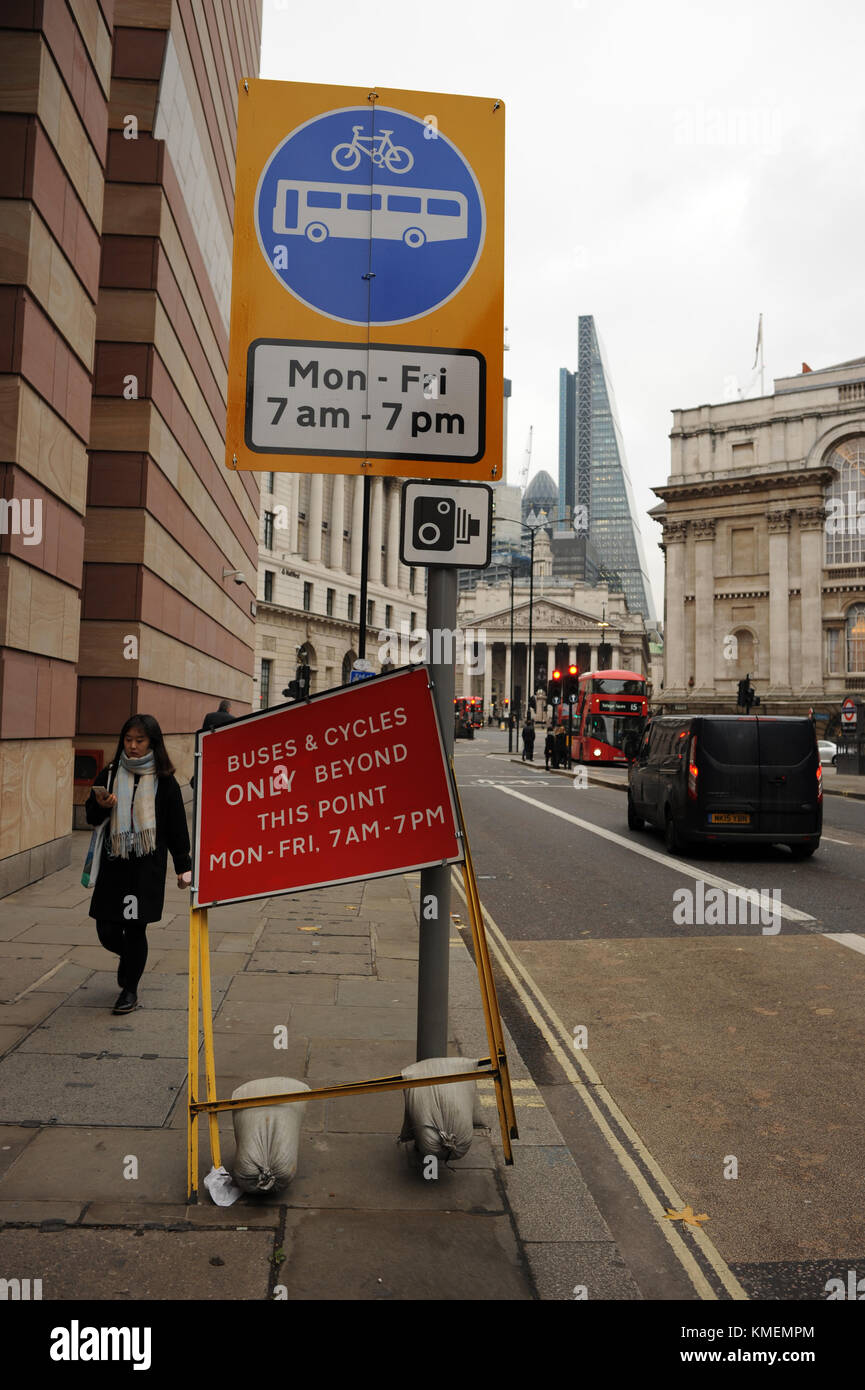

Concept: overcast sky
[[259, 0, 865, 616]]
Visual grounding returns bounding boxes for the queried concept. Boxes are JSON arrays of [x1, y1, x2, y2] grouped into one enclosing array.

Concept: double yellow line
[[451, 871, 748, 1302]]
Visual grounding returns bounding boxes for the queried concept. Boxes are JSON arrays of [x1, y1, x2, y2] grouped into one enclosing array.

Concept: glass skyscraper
[[558, 317, 655, 621]]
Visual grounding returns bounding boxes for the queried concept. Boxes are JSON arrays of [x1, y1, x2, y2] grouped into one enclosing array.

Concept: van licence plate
[[708, 813, 751, 824]]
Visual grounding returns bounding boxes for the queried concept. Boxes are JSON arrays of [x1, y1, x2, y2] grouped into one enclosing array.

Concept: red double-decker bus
[[570, 670, 648, 764]]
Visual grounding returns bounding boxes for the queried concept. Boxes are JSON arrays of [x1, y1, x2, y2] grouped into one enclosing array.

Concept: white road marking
[[488, 784, 817, 924], [825, 933, 865, 956], [823, 836, 852, 845], [451, 873, 748, 1301]]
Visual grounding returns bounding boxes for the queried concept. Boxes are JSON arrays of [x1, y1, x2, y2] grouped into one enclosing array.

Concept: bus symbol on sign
[[272, 180, 469, 249], [255, 105, 485, 325]]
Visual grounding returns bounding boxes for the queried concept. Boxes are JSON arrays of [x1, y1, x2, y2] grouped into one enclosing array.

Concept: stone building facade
[[651, 358, 865, 729], [254, 472, 421, 706]]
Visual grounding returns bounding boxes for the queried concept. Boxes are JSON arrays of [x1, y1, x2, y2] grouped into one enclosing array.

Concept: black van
[[627, 715, 822, 857]]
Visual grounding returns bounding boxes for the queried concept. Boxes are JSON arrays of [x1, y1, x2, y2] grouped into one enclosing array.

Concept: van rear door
[[696, 718, 760, 829], [756, 719, 819, 837]]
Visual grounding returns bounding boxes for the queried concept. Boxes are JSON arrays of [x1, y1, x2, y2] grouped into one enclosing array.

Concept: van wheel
[[627, 795, 643, 830], [664, 810, 683, 855], [790, 843, 817, 859]]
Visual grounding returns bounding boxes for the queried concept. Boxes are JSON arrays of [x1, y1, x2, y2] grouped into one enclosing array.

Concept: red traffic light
[[568, 664, 578, 676], [552, 669, 562, 681]]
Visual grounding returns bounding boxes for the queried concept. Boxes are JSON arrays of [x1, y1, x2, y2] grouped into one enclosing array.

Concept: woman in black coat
[[86, 713, 191, 1014]]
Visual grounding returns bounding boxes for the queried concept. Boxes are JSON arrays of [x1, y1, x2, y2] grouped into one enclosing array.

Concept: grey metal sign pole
[[417, 561, 457, 1060]]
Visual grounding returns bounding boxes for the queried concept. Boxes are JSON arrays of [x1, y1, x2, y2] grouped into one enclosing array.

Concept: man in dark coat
[[201, 698, 234, 732], [521, 719, 535, 761]]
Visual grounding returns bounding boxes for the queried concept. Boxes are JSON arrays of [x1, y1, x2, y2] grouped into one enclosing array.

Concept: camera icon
[[411, 496, 480, 551]]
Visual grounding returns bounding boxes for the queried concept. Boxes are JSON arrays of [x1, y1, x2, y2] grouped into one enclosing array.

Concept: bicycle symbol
[[331, 126, 414, 174]]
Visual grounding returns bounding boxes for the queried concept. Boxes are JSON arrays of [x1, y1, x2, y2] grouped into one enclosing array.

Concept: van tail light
[[816, 764, 822, 803], [687, 734, 698, 801]]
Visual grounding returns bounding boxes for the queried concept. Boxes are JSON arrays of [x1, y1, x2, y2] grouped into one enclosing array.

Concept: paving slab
[[16, 1006, 188, 1058], [0, 1026, 29, 1055], [322, 1089, 405, 1135], [288, 1132, 503, 1212], [375, 958, 418, 982], [224, 974, 336, 1004], [0, 1054, 187, 1127], [78, 1201, 282, 1228], [0, 959, 90, 1005], [306, 1039, 448, 1082], [0, 1227, 274, 1299], [0, 1200, 85, 1226], [203, 1033, 309, 1078], [211, 1000, 295, 1033], [0, 992, 68, 1029], [248, 950, 371, 975], [525, 1241, 644, 1300], [335, 977, 417, 1007], [278, 1209, 531, 1300], [66, 972, 227, 1012], [0, 1126, 192, 1204], [149, 949, 248, 975], [289, 1004, 417, 1040], [254, 931, 372, 954], [0, 1124, 40, 1179], [261, 916, 370, 937]]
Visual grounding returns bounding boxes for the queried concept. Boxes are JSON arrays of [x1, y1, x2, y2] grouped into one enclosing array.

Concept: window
[[847, 604, 865, 673], [260, 659, 272, 708], [367, 600, 374, 625], [308, 190, 340, 208], [427, 198, 460, 216], [326, 587, 335, 617], [385, 605, 393, 628], [388, 194, 421, 212], [825, 437, 865, 565], [346, 192, 381, 211], [263, 511, 275, 549], [410, 611, 417, 631], [263, 570, 274, 602], [303, 582, 312, 612], [409, 568, 416, 594], [267, 472, 275, 494], [827, 627, 842, 673]]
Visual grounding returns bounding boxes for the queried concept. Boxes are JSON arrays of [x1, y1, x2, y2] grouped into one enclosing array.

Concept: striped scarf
[[109, 751, 157, 858]]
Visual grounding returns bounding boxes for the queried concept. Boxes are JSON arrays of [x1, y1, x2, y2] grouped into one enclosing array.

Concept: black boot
[[112, 989, 138, 1014]]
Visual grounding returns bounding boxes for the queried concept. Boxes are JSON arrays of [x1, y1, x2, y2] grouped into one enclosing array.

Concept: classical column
[[692, 518, 716, 690], [568, 645, 577, 668], [767, 510, 792, 692], [386, 482, 400, 589], [483, 642, 493, 713], [349, 475, 364, 577], [288, 473, 299, 553], [503, 642, 512, 715], [369, 477, 384, 584], [797, 507, 826, 695], [590, 645, 598, 669], [308, 473, 323, 563], [330, 473, 345, 571], [662, 520, 688, 694]]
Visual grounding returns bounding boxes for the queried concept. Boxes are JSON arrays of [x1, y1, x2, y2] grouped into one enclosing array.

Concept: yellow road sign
[[226, 80, 504, 480]]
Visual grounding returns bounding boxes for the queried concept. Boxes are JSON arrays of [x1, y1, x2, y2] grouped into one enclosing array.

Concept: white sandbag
[[231, 1077, 309, 1194], [399, 1056, 478, 1161]]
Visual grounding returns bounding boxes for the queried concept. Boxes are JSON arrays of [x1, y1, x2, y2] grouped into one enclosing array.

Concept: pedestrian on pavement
[[85, 714, 191, 1015], [522, 719, 535, 762], [201, 698, 234, 732], [544, 730, 555, 770]]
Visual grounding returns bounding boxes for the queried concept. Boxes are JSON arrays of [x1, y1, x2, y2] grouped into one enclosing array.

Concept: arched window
[[825, 437, 865, 565], [732, 628, 755, 678], [847, 604, 865, 673]]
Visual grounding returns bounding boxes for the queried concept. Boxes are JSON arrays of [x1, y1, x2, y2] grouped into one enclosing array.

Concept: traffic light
[[737, 675, 760, 711], [283, 682, 300, 701], [564, 663, 579, 704], [547, 668, 562, 706]]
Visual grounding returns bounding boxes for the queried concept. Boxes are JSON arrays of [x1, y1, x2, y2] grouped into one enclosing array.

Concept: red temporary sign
[[193, 665, 462, 908]]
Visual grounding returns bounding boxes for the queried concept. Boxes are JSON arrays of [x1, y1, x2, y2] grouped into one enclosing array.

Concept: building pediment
[[475, 599, 613, 632]]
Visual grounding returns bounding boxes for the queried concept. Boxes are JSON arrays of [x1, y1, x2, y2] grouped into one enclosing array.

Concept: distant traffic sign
[[399, 480, 492, 567], [225, 81, 504, 480], [841, 697, 857, 726]]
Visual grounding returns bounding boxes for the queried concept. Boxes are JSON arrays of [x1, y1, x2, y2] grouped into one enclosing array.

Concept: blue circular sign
[[254, 105, 485, 326]]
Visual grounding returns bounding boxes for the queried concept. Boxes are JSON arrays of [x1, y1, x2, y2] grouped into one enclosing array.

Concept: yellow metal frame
[[186, 770, 517, 1200]]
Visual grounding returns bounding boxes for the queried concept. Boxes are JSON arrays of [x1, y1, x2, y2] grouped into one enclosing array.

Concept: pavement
[[0, 811, 640, 1302]]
